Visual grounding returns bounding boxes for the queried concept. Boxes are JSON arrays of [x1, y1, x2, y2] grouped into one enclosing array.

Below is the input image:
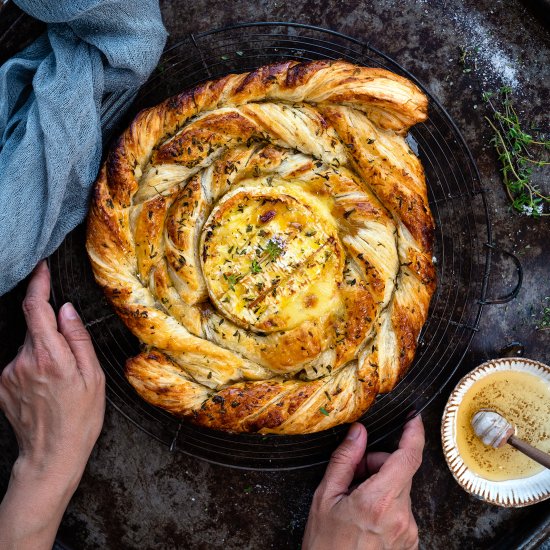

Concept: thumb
[[57, 302, 99, 379], [319, 423, 367, 500]]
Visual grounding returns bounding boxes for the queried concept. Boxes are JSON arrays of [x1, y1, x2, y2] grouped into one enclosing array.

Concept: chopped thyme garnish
[[251, 259, 262, 274], [224, 273, 241, 290], [265, 239, 283, 261], [319, 406, 330, 416]]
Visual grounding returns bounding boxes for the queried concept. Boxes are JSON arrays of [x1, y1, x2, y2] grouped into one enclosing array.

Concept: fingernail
[[61, 302, 80, 320], [346, 423, 362, 441]]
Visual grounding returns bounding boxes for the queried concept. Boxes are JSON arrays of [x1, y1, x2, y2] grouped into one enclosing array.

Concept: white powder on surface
[[451, 9, 521, 91]]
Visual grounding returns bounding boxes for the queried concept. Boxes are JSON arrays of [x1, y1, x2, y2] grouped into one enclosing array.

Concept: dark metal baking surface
[[1, 1, 549, 548]]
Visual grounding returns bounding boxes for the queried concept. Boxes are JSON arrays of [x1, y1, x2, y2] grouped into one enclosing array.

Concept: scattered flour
[[451, 9, 520, 91]]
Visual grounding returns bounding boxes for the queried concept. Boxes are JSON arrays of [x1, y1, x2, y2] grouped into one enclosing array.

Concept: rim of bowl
[[441, 357, 550, 508]]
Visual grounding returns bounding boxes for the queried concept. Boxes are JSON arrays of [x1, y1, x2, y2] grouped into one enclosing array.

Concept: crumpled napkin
[[0, 0, 167, 294]]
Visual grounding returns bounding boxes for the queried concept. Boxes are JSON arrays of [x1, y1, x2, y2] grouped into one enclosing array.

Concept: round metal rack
[[50, 22, 493, 470]]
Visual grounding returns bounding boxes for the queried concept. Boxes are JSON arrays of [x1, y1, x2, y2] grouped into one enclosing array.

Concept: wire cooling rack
[[50, 22, 503, 470]]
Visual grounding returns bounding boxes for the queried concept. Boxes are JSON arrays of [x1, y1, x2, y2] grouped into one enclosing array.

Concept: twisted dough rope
[[87, 60, 436, 434]]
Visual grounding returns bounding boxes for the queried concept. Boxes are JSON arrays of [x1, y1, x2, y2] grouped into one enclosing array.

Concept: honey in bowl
[[456, 370, 550, 481]]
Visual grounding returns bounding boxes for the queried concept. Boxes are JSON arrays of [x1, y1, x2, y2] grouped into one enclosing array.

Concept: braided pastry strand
[[86, 60, 436, 434]]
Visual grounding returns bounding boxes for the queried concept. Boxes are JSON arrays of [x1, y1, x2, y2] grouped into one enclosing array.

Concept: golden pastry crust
[[87, 60, 435, 434]]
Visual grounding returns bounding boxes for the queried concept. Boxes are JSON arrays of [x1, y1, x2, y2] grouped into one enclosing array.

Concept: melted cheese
[[201, 186, 344, 333]]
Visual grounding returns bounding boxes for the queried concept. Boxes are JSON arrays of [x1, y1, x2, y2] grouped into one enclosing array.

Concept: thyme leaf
[[224, 273, 242, 291], [251, 259, 262, 274], [538, 297, 550, 330], [265, 239, 283, 261]]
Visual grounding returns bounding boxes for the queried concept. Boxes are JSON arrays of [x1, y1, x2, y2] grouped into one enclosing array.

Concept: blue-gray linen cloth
[[0, 0, 167, 294]]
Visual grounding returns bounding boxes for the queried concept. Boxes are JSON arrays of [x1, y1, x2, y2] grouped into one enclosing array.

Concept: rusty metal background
[[0, 1, 549, 548]]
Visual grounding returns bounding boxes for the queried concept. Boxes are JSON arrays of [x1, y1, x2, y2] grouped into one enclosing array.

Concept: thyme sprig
[[483, 87, 550, 218]]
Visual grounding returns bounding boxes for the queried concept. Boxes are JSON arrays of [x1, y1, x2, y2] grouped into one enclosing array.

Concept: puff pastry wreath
[[87, 60, 436, 434]]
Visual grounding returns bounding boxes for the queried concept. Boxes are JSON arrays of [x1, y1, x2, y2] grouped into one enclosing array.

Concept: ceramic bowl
[[441, 358, 550, 507]]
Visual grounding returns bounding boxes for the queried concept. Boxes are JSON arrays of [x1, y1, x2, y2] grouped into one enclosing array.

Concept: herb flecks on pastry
[[86, 60, 435, 434]]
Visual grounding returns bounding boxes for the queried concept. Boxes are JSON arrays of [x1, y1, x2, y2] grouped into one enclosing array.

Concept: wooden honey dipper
[[471, 410, 550, 469]]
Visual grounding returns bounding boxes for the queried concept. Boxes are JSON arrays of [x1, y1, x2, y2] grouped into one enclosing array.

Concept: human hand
[[0, 261, 105, 550], [303, 415, 424, 550]]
